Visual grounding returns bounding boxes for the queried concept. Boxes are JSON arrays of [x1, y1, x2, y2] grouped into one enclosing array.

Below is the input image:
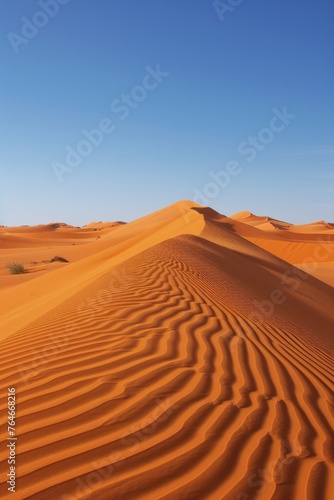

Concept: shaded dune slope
[[0, 202, 333, 499]]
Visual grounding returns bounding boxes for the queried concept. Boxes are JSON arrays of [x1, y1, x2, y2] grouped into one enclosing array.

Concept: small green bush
[[6, 262, 25, 275]]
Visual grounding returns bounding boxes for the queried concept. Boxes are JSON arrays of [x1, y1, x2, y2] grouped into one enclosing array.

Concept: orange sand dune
[[0, 221, 125, 291], [0, 201, 333, 499], [232, 211, 334, 240], [231, 210, 292, 229], [231, 210, 334, 287], [83, 221, 126, 229]]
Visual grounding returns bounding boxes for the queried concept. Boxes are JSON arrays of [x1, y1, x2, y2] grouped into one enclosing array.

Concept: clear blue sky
[[1, 0, 333, 226]]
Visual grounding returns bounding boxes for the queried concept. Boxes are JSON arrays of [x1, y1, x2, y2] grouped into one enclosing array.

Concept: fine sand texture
[[0, 201, 333, 499]]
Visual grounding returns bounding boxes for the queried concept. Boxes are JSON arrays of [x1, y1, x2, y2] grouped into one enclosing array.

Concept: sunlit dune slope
[[0, 201, 333, 500], [0, 201, 204, 340]]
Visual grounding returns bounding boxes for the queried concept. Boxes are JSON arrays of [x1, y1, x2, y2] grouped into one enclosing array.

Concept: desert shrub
[[6, 262, 25, 274], [50, 256, 69, 263]]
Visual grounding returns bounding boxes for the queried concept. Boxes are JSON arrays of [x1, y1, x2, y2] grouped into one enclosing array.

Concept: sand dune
[[0, 201, 333, 499], [0, 221, 125, 292], [232, 211, 334, 239], [231, 210, 334, 287]]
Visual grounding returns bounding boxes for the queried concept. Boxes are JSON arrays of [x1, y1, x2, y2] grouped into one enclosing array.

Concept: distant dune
[[231, 210, 334, 287], [0, 201, 333, 499]]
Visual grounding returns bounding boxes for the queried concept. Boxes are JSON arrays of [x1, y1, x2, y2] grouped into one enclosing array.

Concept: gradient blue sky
[[1, 0, 333, 226]]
